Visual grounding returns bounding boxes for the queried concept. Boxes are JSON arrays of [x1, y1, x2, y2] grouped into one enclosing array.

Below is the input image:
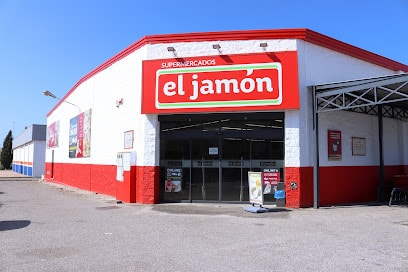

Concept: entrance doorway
[[159, 112, 284, 203]]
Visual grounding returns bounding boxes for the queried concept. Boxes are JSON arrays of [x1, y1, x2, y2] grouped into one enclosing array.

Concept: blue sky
[[0, 0, 407, 141]]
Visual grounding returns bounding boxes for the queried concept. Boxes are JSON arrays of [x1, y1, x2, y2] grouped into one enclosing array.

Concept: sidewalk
[[1, 178, 407, 271], [0, 169, 37, 179]]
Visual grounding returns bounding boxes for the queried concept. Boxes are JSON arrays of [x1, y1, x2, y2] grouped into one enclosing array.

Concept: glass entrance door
[[159, 112, 285, 203], [191, 139, 220, 201], [221, 138, 250, 202]]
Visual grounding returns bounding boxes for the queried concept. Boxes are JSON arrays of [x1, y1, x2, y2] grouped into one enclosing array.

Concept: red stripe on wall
[[286, 165, 405, 208], [45, 162, 116, 197], [44, 163, 406, 207], [319, 166, 379, 206], [285, 166, 314, 208], [44, 162, 159, 204], [135, 165, 160, 204]]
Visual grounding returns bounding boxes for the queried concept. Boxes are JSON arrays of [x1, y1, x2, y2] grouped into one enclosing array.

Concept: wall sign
[[165, 168, 182, 193], [328, 130, 342, 161], [47, 120, 59, 148], [142, 52, 299, 113], [124, 130, 134, 149], [352, 137, 366, 156], [262, 169, 280, 194], [69, 109, 92, 158]]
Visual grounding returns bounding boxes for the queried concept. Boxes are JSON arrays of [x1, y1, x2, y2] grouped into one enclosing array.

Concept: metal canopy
[[311, 73, 408, 208], [314, 73, 408, 118]]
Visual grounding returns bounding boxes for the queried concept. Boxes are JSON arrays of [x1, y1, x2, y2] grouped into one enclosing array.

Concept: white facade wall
[[145, 40, 298, 168], [296, 40, 402, 167], [46, 48, 147, 167], [45, 36, 406, 171], [46, 39, 299, 168], [318, 111, 408, 166]]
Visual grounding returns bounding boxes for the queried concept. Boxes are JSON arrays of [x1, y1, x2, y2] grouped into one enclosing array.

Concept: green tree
[[1, 130, 13, 169]]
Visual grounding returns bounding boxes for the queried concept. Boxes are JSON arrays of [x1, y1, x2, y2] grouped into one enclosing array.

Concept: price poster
[[165, 168, 182, 192], [262, 169, 280, 194]]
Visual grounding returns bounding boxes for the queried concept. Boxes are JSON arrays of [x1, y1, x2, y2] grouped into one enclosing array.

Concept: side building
[[12, 124, 46, 177]]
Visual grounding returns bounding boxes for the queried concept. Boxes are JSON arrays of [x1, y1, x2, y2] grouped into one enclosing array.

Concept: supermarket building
[[44, 28, 408, 208]]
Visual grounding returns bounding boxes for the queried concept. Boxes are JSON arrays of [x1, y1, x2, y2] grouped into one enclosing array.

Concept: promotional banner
[[142, 52, 299, 113], [69, 109, 92, 158], [262, 169, 280, 194], [248, 171, 263, 205], [328, 130, 342, 161], [47, 120, 59, 148], [165, 168, 182, 192]]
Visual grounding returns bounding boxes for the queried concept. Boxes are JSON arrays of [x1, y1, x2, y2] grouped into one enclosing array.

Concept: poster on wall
[[165, 168, 182, 192], [248, 171, 263, 205], [328, 130, 342, 161], [69, 109, 92, 158], [262, 169, 280, 194], [352, 137, 366, 156], [47, 120, 59, 148], [124, 130, 134, 149]]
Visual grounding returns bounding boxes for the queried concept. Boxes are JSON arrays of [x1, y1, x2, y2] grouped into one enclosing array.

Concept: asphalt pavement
[[1, 170, 407, 272]]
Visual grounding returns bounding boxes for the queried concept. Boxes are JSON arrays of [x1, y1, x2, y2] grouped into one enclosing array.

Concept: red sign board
[[328, 130, 342, 161], [142, 52, 299, 113]]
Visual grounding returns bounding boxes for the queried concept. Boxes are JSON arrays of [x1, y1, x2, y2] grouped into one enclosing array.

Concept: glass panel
[[159, 112, 285, 204], [251, 139, 284, 203], [191, 139, 219, 201], [221, 138, 250, 202], [160, 139, 190, 202]]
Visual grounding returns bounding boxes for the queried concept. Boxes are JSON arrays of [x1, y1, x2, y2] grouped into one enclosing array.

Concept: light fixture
[[116, 98, 124, 108], [43, 90, 57, 98], [260, 42, 268, 48], [212, 44, 221, 50], [43, 90, 81, 112], [167, 46, 176, 52]]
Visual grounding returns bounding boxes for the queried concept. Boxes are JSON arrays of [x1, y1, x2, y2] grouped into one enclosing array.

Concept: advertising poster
[[248, 171, 263, 205], [262, 169, 280, 194], [328, 130, 342, 161], [47, 120, 59, 148], [352, 137, 366, 156], [165, 168, 182, 192], [69, 109, 92, 158]]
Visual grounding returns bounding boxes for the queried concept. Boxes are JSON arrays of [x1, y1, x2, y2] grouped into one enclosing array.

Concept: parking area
[[1, 173, 407, 272]]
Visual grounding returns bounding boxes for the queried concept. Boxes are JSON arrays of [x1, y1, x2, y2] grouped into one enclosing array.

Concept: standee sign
[[142, 52, 299, 113]]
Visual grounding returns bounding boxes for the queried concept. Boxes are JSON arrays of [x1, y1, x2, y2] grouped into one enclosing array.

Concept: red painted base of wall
[[285, 167, 314, 208], [285, 165, 406, 208], [116, 166, 137, 203], [44, 162, 406, 207], [44, 162, 159, 204]]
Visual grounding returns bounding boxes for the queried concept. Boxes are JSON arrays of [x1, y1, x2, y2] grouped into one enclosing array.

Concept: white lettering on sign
[[185, 70, 273, 100], [155, 62, 282, 109], [161, 59, 216, 69]]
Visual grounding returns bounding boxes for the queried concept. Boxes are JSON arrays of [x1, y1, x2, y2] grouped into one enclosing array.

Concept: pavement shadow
[[152, 204, 291, 218], [0, 220, 31, 231]]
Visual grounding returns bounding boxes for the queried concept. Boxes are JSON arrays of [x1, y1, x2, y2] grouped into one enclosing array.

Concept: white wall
[[46, 39, 299, 168], [296, 40, 401, 167], [318, 111, 408, 166], [46, 37, 407, 170], [46, 47, 147, 166]]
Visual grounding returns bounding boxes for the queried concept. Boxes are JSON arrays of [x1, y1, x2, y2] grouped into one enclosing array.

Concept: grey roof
[[12, 124, 46, 148]]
